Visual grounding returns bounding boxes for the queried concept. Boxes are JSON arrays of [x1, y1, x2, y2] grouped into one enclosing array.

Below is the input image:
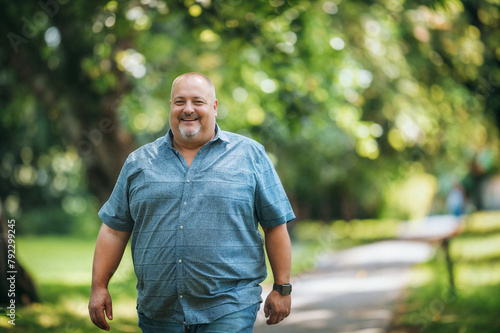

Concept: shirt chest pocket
[[128, 170, 185, 221], [192, 170, 256, 216]]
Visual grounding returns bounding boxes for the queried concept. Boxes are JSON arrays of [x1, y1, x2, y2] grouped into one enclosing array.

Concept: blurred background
[[1, 0, 499, 332]]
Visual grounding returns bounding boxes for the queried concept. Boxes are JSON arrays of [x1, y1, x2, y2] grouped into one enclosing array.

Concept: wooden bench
[[399, 215, 463, 296]]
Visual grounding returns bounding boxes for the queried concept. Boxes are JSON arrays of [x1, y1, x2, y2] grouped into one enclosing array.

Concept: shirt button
[[186, 179, 190, 183], [180, 295, 183, 299], [180, 225, 183, 229], [184, 202, 187, 205], [178, 259, 182, 263]]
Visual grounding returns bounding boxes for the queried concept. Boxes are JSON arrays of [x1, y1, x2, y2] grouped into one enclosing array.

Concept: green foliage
[[1, 0, 500, 232]]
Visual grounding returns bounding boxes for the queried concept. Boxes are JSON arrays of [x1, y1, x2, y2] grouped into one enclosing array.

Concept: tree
[[0, 199, 39, 307], [1, 0, 498, 228]]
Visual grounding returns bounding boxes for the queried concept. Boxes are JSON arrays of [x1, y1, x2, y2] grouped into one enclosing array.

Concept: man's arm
[[262, 223, 292, 325], [89, 224, 132, 331]]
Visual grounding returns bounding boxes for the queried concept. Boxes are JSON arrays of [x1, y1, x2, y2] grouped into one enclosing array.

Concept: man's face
[[169, 75, 218, 145]]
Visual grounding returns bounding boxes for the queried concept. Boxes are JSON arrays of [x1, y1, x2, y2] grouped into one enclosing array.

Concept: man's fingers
[[266, 311, 281, 325], [98, 307, 110, 331], [265, 308, 289, 325], [264, 300, 271, 317], [105, 297, 113, 320], [90, 306, 110, 331], [265, 304, 282, 325], [89, 290, 112, 331]]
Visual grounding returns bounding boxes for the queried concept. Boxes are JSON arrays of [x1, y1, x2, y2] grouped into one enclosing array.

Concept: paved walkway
[[254, 215, 462, 333]]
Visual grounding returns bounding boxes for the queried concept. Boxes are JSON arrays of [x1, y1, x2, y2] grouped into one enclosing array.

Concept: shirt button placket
[[178, 222, 184, 302], [178, 172, 192, 306], [184, 178, 190, 205]]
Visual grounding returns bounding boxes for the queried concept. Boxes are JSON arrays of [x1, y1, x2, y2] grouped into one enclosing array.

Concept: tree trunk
[[60, 95, 136, 204], [0, 199, 40, 307]]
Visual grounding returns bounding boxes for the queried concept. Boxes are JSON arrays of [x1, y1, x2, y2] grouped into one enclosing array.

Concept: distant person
[[446, 183, 465, 217], [461, 157, 487, 211], [88, 73, 295, 332]]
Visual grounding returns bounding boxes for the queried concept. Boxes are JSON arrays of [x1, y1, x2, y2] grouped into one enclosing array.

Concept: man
[[88, 72, 295, 332]]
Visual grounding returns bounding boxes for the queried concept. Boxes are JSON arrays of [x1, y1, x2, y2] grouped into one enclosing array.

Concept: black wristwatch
[[273, 283, 292, 296]]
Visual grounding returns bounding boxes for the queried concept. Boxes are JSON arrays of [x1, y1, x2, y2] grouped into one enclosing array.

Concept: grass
[[0, 236, 138, 333], [388, 211, 500, 333]]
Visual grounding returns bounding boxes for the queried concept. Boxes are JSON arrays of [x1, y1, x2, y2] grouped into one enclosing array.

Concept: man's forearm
[[89, 224, 131, 331], [91, 224, 131, 289], [263, 224, 291, 284]]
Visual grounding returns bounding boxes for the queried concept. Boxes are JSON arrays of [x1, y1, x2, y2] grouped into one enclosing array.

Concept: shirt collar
[[164, 123, 229, 147], [214, 123, 230, 143]]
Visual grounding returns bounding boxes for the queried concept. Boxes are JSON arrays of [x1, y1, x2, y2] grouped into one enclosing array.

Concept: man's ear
[[213, 99, 218, 117]]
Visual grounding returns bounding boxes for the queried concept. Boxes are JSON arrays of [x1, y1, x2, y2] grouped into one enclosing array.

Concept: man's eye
[[195, 101, 204, 105], [175, 101, 184, 105]]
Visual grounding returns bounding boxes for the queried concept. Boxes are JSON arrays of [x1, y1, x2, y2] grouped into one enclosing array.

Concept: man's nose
[[184, 101, 195, 111]]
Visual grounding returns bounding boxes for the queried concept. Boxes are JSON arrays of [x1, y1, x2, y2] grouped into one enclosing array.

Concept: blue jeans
[[138, 304, 260, 333]]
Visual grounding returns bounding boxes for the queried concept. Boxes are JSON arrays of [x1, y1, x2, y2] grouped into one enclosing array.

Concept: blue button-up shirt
[[98, 124, 295, 324]]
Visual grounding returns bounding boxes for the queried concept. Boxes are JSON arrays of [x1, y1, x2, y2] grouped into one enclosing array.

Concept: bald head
[[170, 73, 216, 102]]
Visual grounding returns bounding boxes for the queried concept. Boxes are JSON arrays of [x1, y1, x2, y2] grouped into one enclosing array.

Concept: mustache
[[178, 112, 199, 120]]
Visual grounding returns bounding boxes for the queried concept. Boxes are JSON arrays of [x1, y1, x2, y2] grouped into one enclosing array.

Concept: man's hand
[[89, 287, 113, 331], [264, 290, 291, 325]]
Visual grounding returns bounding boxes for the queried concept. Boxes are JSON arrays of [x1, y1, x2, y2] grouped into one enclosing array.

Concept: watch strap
[[273, 283, 292, 296]]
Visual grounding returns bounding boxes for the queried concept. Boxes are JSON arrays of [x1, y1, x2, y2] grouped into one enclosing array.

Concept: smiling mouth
[[179, 113, 199, 122]]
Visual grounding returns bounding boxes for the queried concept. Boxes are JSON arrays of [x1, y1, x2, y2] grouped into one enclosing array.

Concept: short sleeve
[[254, 146, 295, 228], [98, 156, 139, 232]]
